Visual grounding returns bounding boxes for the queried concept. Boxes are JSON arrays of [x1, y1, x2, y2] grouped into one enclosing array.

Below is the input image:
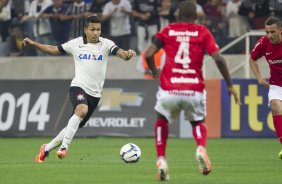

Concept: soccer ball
[[120, 143, 141, 163]]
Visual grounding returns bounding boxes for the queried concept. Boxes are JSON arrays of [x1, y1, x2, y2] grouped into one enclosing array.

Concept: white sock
[[60, 114, 82, 150], [45, 127, 66, 152]]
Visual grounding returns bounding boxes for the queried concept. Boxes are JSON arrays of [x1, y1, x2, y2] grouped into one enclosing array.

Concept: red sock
[[192, 122, 207, 147], [155, 118, 169, 157], [273, 115, 282, 144]]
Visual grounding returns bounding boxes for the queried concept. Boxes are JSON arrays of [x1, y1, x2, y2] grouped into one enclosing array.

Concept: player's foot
[[278, 149, 282, 159], [156, 156, 170, 181], [56, 148, 67, 159], [35, 144, 49, 163], [196, 146, 212, 175]]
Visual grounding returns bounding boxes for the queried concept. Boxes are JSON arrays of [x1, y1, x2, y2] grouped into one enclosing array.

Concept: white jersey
[[60, 36, 117, 97]]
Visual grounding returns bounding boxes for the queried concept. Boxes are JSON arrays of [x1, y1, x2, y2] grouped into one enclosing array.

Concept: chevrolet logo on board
[[99, 88, 143, 111]]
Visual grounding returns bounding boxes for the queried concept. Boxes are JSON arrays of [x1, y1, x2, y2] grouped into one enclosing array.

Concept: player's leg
[[191, 120, 207, 148], [57, 109, 84, 159], [155, 113, 170, 181], [191, 120, 212, 175], [268, 85, 282, 158], [154, 88, 181, 181], [44, 127, 66, 152], [35, 144, 49, 163], [57, 87, 88, 159], [35, 127, 67, 163], [155, 113, 169, 159], [270, 99, 282, 158], [57, 92, 100, 159], [184, 90, 212, 175], [76, 94, 100, 129]]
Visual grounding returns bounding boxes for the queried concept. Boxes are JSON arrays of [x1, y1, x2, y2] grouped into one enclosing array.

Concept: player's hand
[[125, 49, 137, 60], [257, 77, 269, 88], [227, 86, 241, 105], [21, 38, 35, 46]]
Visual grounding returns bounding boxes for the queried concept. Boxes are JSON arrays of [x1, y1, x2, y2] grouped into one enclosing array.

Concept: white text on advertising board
[[0, 92, 50, 131], [85, 117, 145, 128]]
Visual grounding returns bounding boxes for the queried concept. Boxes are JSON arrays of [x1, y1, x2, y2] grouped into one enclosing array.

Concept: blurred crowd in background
[[0, 0, 281, 57]]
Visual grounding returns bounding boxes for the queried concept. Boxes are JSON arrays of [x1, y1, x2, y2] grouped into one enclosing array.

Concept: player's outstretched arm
[[212, 51, 241, 105], [249, 57, 269, 88], [22, 38, 61, 55], [117, 48, 137, 60]]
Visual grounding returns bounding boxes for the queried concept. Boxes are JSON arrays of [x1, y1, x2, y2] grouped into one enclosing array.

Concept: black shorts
[[69, 86, 100, 128]]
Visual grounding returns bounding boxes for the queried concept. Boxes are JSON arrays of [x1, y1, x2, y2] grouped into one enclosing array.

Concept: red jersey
[[251, 36, 282, 87], [156, 22, 219, 92]]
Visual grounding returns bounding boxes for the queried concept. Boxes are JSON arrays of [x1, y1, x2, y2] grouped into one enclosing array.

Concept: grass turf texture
[[0, 138, 280, 184]]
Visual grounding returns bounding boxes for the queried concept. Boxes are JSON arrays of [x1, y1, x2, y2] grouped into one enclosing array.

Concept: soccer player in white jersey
[[144, 1, 241, 180], [22, 15, 137, 163]]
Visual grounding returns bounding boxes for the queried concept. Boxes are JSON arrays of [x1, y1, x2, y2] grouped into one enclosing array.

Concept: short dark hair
[[84, 14, 101, 28], [265, 17, 281, 28], [178, 0, 197, 20]]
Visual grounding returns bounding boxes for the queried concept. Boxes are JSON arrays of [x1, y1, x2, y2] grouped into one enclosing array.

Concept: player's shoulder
[[99, 37, 115, 45], [258, 36, 269, 45], [96, 37, 116, 49], [198, 24, 210, 31], [253, 36, 269, 49], [60, 37, 83, 49], [189, 23, 210, 34], [251, 36, 268, 52], [66, 37, 84, 44], [160, 22, 186, 33]]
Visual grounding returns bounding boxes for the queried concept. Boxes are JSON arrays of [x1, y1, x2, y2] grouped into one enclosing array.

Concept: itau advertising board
[[0, 80, 179, 137], [221, 79, 276, 138]]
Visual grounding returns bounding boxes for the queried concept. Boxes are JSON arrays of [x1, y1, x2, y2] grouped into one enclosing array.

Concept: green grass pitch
[[0, 138, 280, 184]]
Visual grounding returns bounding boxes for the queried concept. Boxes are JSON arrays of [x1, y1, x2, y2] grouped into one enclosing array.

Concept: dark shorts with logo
[[69, 86, 100, 128]]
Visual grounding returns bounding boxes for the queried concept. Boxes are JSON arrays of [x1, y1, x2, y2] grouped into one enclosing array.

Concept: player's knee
[[271, 100, 282, 115], [157, 112, 167, 121], [75, 104, 88, 119], [191, 119, 205, 126]]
